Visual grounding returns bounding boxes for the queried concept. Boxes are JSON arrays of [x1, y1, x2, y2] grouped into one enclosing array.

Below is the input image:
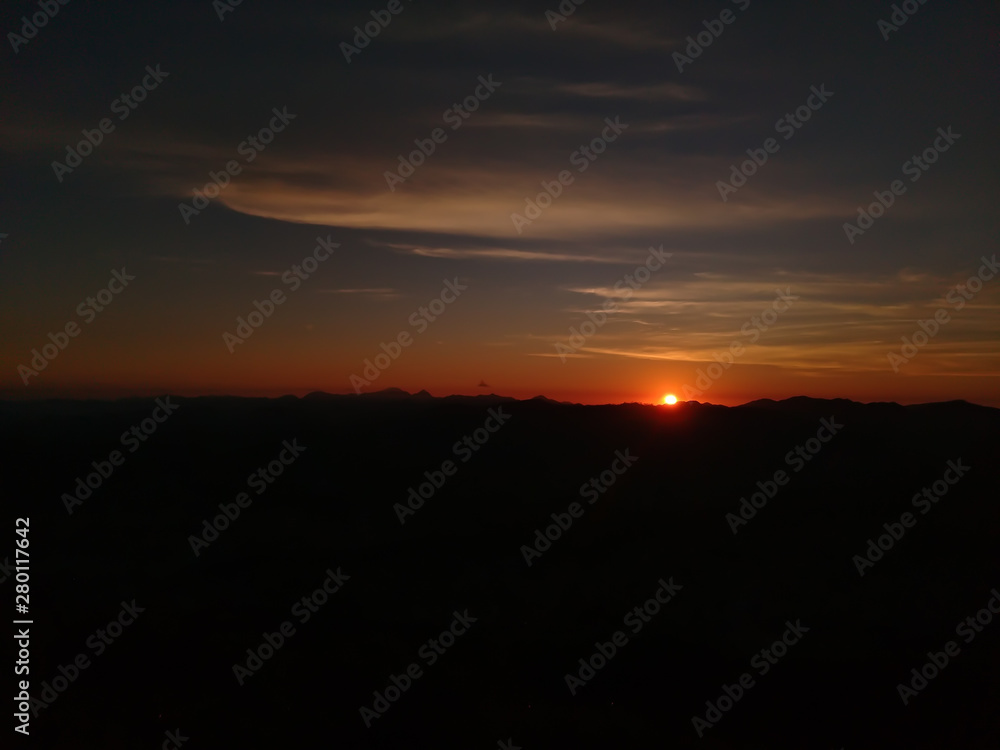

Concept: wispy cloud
[[563, 18, 677, 49], [149, 255, 216, 265], [381, 242, 625, 263], [555, 81, 706, 102], [318, 287, 398, 296]]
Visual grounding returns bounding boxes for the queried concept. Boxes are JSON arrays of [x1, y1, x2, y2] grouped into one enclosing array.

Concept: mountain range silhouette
[[4, 392, 998, 748]]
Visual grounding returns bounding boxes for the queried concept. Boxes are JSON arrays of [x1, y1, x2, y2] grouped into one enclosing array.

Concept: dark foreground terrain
[[3, 391, 999, 749]]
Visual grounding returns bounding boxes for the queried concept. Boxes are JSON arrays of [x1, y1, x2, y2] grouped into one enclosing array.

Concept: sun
[[663, 394, 678, 405]]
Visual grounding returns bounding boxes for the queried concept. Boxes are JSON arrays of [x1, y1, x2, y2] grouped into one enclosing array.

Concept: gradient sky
[[1, 0, 997, 405]]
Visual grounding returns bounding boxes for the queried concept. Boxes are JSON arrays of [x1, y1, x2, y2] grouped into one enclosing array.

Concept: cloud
[[530, 266, 1000, 373], [318, 288, 399, 297], [378, 242, 625, 263], [558, 18, 677, 49], [382, 8, 673, 50], [149, 255, 216, 265], [554, 81, 707, 102], [200, 162, 846, 240]]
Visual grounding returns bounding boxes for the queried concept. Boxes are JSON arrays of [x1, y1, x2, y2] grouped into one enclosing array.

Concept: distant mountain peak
[[740, 396, 862, 409]]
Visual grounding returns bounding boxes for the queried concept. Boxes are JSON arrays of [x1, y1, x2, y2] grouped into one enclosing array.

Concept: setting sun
[[663, 394, 677, 405]]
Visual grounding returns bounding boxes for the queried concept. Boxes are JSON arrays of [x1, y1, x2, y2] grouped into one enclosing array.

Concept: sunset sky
[[2, 0, 997, 405]]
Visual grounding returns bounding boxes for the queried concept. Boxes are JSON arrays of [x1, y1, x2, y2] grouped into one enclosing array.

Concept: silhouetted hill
[[740, 395, 861, 410], [4, 394, 998, 749]]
